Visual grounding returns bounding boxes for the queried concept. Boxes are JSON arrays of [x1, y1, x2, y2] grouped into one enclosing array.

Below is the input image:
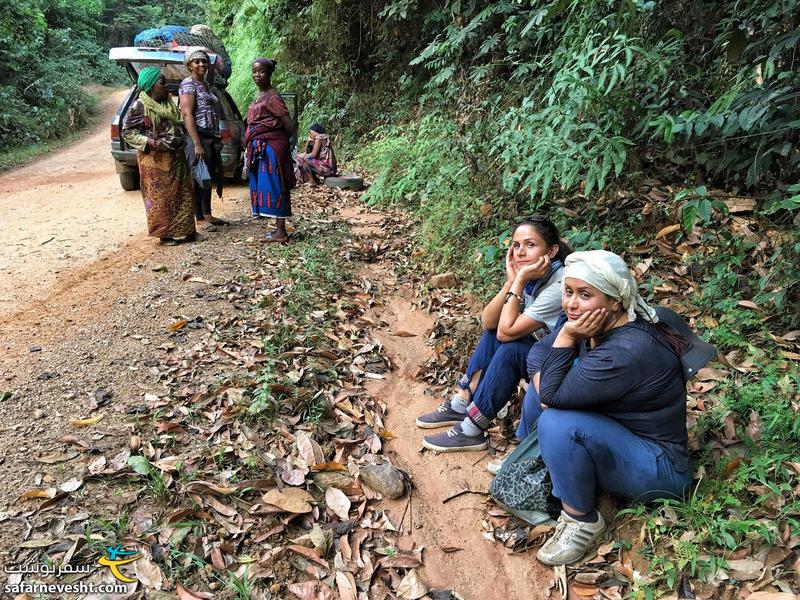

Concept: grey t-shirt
[[522, 265, 564, 334]]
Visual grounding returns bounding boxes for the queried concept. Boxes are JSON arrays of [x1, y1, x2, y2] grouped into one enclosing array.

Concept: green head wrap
[[137, 67, 161, 93]]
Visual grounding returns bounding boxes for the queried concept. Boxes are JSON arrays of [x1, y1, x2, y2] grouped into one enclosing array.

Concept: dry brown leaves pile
[[1, 188, 439, 600]]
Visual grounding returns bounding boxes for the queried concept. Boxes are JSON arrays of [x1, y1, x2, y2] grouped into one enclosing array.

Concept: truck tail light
[[220, 123, 232, 144], [111, 116, 120, 140]]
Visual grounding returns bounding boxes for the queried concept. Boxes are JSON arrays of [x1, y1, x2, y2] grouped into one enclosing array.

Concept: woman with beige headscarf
[[179, 47, 226, 227], [521, 250, 692, 567]]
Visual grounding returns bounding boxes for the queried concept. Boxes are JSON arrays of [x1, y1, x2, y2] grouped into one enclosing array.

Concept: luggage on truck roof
[[134, 25, 189, 47], [134, 25, 232, 83]]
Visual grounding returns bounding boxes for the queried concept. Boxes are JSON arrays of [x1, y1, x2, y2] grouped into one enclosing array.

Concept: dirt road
[[0, 89, 143, 317], [0, 103, 553, 599]]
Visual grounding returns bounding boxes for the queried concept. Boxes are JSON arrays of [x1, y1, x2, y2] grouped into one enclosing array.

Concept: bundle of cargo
[[133, 24, 232, 85]]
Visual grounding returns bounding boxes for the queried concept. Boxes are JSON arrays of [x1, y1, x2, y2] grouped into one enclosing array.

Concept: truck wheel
[[119, 171, 140, 191]]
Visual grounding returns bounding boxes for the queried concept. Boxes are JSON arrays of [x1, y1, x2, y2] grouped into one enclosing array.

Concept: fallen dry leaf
[[168, 319, 187, 332], [68, 414, 104, 427], [396, 569, 428, 599], [262, 488, 314, 514], [311, 461, 347, 472], [19, 489, 55, 500], [287, 581, 335, 600], [335, 571, 357, 600], [135, 554, 166, 590], [176, 584, 215, 599], [655, 224, 681, 239], [58, 478, 83, 493], [325, 487, 351, 520]]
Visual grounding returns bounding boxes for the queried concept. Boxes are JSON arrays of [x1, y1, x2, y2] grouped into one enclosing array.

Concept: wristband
[[504, 291, 523, 304]]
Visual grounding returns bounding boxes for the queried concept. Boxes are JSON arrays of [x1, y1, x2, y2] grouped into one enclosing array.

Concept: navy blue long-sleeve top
[[527, 314, 689, 472]]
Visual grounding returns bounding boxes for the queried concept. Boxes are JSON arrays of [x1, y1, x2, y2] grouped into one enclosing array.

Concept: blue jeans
[[538, 409, 693, 513], [462, 330, 533, 429], [517, 382, 543, 439]]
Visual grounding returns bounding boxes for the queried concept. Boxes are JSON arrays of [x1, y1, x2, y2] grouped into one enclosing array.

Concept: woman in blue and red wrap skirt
[[245, 58, 296, 242]]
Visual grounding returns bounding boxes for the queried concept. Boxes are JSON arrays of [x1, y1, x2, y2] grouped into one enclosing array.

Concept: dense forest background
[[1, 2, 799, 590], [0, 0, 205, 152], [206, 0, 800, 325]]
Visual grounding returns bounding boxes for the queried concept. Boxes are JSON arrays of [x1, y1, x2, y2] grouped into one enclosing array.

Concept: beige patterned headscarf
[[184, 47, 209, 67], [563, 250, 659, 323]]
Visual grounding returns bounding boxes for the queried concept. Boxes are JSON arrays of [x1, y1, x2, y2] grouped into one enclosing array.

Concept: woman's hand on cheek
[[505, 246, 517, 282], [517, 255, 551, 282], [562, 308, 607, 341]]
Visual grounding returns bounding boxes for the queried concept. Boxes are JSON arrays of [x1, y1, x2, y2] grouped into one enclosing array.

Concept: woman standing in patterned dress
[[179, 47, 226, 227], [244, 58, 296, 242], [122, 67, 195, 245]]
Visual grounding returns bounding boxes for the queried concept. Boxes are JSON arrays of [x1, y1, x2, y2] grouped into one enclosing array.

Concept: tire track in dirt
[[0, 87, 144, 318]]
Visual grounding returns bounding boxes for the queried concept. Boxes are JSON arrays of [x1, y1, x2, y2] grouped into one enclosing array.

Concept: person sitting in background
[[524, 250, 692, 566], [417, 217, 570, 452], [294, 124, 337, 185], [122, 68, 195, 245]]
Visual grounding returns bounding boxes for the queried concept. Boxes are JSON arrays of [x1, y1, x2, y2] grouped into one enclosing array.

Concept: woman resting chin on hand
[[523, 250, 692, 566], [417, 216, 571, 453]]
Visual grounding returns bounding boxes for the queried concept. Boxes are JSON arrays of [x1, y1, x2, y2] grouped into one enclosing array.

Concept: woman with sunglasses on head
[[418, 217, 571, 452], [521, 250, 692, 566], [244, 58, 296, 242], [122, 67, 195, 245], [179, 47, 226, 228]]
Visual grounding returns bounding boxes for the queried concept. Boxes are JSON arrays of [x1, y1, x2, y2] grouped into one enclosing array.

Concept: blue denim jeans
[[462, 330, 533, 429], [517, 382, 543, 439], [538, 409, 693, 513]]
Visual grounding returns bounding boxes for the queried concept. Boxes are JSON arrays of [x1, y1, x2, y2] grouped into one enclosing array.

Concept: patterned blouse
[[178, 77, 220, 134], [121, 100, 184, 152], [247, 91, 289, 132]]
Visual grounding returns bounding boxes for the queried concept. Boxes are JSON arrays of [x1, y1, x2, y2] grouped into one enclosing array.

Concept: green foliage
[[210, 0, 285, 112], [0, 0, 207, 158], [648, 0, 800, 189], [627, 361, 800, 591]]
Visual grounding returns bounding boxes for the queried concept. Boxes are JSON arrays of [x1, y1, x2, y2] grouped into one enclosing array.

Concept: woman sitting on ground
[[417, 217, 571, 453], [122, 67, 196, 245], [523, 250, 692, 566], [294, 124, 337, 184]]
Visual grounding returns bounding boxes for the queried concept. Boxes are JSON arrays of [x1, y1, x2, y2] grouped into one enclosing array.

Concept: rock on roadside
[[359, 462, 408, 499], [429, 272, 457, 289]]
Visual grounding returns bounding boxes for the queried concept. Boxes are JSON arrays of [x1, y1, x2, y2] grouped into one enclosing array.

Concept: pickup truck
[[108, 47, 245, 191]]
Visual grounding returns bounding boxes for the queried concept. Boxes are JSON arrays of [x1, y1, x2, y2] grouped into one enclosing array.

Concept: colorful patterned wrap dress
[[294, 134, 337, 184], [244, 92, 296, 218], [121, 99, 196, 239]]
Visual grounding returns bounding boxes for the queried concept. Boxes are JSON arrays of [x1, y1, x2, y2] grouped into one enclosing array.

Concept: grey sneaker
[[415, 399, 465, 429], [536, 511, 607, 566], [422, 424, 488, 453]]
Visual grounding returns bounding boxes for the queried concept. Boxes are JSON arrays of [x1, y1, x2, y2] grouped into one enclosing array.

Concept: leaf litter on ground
[[2, 187, 431, 599]]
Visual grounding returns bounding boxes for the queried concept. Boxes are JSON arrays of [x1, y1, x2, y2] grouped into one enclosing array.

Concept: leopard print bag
[[489, 429, 559, 525]]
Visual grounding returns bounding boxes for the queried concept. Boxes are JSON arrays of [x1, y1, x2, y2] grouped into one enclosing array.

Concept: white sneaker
[[486, 455, 508, 475], [536, 511, 606, 566]]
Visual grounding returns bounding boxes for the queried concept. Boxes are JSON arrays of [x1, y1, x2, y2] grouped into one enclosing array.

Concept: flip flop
[[264, 231, 290, 243], [159, 238, 178, 246]]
